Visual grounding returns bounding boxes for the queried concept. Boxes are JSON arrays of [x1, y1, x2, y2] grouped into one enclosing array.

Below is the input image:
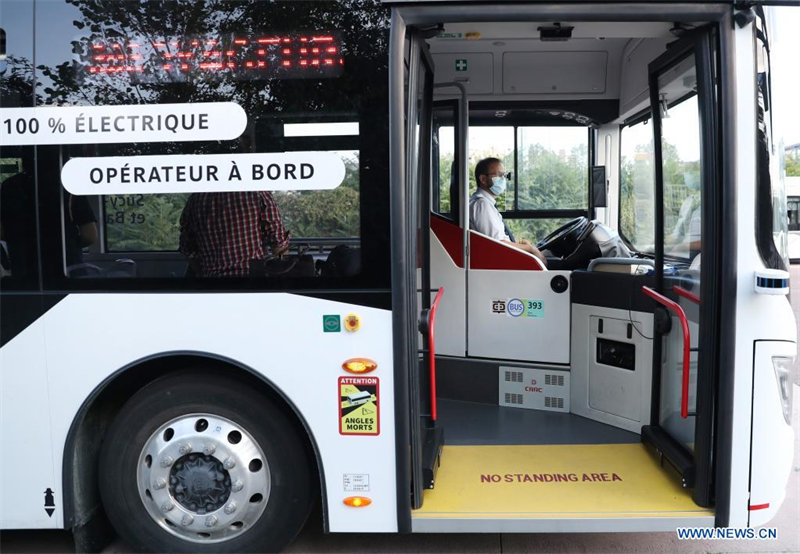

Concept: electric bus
[[0, 1, 795, 552]]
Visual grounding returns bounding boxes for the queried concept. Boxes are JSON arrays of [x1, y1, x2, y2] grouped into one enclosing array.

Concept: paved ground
[[2, 269, 800, 553]]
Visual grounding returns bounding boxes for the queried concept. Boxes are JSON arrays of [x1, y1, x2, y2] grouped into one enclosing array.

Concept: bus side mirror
[[592, 165, 607, 208]]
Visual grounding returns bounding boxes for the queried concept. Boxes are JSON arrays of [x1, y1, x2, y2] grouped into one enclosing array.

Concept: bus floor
[[412, 399, 714, 532]]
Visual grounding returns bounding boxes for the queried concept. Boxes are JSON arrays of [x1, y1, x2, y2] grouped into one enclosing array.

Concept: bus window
[[515, 125, 588, 241], [516, 126, 588, 211], [33, 0, 389, 287], [99, 148, 361, 254], [433, 124, 455, 219], [619, 117, 656, 252], [0, 2, 36, 288], [619, 96, 702, 263], [755, 13, 789, 271], [0, 147, 37, 285], [787, 197, 800, 231], [466, 124, 590, 243], [660, 95, 702, 262]]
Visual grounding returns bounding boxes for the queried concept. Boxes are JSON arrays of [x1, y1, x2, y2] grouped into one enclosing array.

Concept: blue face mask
[[489, 176, 507, 196]]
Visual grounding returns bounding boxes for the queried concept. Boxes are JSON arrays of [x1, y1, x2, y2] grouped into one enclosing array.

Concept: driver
[[469, 157, 547, 267]]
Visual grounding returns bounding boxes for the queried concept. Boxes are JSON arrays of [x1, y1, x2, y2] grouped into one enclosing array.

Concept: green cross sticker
[[323, 314, 341, 333], [455, 58, 468, 72]]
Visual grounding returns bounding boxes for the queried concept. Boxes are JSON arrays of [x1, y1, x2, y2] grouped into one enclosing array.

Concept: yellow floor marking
[[414, 444, 713, 519]]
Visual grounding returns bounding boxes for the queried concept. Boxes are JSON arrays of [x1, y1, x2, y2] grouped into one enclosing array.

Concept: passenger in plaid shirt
[[179, 191, 290, 277]]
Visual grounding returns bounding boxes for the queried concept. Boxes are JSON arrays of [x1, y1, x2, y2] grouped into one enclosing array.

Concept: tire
[[98, 371, 315, 553]]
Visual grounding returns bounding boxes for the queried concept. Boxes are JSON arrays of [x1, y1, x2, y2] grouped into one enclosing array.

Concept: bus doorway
[[391, 3, 725, 533]]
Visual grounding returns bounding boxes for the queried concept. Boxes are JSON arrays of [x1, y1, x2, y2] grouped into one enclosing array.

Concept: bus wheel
[[98, 372, 315, 553]]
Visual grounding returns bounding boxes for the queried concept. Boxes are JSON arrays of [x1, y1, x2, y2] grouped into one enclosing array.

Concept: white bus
[[0, 0, 795, 552]]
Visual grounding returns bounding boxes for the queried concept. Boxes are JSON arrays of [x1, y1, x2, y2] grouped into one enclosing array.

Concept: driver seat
[[468, 231, 546, 271]]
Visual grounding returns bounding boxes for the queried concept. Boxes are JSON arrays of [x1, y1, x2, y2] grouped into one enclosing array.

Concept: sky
[[771, 6, 800, 147]]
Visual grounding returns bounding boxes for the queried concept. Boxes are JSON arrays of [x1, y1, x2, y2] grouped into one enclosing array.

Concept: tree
[[104, 194, 188, 251], [1, 55, 39, 184], [274, 155, 361, 238]]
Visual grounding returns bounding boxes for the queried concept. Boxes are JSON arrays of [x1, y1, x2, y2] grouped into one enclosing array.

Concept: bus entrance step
[[412, 444, 713, 532], [422, 424, 445, 489]]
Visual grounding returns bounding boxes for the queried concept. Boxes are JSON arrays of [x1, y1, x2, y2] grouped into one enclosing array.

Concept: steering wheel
[[535, 216, 590, 258]]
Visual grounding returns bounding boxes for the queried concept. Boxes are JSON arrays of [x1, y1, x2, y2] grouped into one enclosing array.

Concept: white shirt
[[671, 194, 701, 243], [669, 194, 701, 257], [469, 188, 509, 241]]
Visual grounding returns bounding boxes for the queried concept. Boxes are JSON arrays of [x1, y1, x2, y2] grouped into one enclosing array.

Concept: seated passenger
[[469, 157, 547, 267], [179, 192, 290, 277], [64, 191, 98, 272]]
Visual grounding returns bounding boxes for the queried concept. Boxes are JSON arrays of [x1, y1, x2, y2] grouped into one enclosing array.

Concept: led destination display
[[84, 33, 345, 81]]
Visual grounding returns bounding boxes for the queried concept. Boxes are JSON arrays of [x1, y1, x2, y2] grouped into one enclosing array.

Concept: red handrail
[[642, 286, 692, 419], [673, 285, 700, 304], [428, 288, 444, 421]]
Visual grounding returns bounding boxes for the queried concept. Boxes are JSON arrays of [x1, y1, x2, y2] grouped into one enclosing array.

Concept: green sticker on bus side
[[323, 314, 341, 333], [525, 299, 544, 318]]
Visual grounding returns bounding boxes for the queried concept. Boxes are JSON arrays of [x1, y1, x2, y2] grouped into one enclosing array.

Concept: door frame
[[644, 26, 721, 509], [388, 12, 438, 529], [409, 28, 437, 511]]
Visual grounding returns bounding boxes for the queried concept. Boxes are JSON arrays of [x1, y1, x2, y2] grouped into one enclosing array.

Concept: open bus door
[[396, 26, 445, 511], [642, 27, 720, 509]]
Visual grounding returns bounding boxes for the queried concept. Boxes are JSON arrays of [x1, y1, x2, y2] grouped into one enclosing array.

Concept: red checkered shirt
[[179, 192, 290, 277]]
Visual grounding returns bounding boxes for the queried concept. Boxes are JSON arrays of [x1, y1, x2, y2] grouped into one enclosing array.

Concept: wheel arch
[[62, 352, 326, 539]]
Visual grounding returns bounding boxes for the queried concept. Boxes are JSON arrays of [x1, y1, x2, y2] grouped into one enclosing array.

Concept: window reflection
[[29, 0, 390, 283]]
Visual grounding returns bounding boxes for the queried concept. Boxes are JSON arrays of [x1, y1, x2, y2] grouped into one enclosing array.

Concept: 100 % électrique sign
[[0, 103, 246, 146]]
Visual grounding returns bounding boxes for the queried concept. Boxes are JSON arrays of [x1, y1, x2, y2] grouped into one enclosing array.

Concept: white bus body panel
[[726, 21, 759, 529], [727, 22, 797, 527], [430, 231, 466, 356], [0, 321, 57, 528], [467, 269, 571, 364], [0, 293, 397, 532], [749, 340, 795, 527]]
